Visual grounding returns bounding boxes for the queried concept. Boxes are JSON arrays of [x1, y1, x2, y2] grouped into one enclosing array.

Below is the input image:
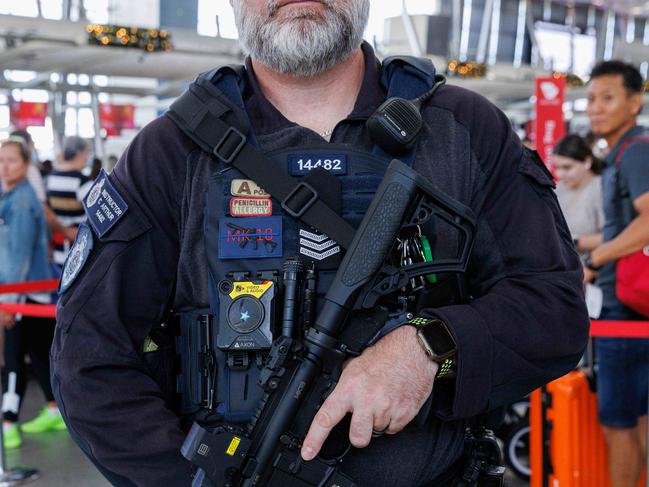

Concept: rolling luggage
[[530, 369, 646, 487]]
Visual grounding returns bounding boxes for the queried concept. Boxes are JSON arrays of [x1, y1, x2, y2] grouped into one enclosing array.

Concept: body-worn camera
[[217, 278, 276, 351]]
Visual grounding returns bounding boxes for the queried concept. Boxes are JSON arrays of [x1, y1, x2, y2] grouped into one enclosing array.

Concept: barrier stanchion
[[0, 279, 59, 485], [0, 374, 40, 486]]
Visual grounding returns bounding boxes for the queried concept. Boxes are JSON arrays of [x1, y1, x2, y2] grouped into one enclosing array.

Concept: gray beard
[[233, 0, 369, 77]]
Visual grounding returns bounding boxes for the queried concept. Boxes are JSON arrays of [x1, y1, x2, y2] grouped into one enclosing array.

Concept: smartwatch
[[406, 317, 457, 379]]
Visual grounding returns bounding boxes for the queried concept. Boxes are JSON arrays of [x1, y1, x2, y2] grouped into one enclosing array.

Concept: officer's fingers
[[301, 390, 351, 461], [348, 409, 374, 448], [386, 404, 419, 435]]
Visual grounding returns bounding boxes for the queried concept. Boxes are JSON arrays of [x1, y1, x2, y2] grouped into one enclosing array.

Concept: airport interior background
[[0, 0, 648, 486]]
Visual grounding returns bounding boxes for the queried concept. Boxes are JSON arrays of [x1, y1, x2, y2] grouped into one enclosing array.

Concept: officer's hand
[[583, 266, 597, 286], [301, 326, 438, 461], [0, 311, 16, 329]]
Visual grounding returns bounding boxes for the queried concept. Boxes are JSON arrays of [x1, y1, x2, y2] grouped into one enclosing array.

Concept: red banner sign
[[535, 76, 566, 170], [9, 101, 48, 129], [99, 104, 136, 136]]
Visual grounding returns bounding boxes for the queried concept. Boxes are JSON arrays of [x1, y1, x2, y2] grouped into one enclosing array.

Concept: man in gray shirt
[[585, 60, 649, 487]]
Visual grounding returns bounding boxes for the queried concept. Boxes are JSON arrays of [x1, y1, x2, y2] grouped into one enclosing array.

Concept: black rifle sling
[[167, 77, 355, 250]]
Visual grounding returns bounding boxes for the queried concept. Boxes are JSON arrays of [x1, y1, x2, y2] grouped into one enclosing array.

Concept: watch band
[[584, 253, 602, 272], [406, 317, 457, 376], [407, 316, 438, 328], [436, 357, 456, 379]]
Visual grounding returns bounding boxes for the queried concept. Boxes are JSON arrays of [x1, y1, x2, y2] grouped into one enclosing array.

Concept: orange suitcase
[[530, 370, 646, 487]]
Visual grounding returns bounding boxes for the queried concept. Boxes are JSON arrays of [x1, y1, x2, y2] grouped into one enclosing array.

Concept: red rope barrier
[[1, 279, 648, 332], [0, 279, 59, 295], [590, 320, 649, 338], [51, 231, 67, 246], [0, 280, 59, 318], [0, 303, 56, 318]]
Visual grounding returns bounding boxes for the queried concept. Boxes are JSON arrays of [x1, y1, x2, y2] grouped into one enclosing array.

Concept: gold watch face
[[416, 329, 435, 359]]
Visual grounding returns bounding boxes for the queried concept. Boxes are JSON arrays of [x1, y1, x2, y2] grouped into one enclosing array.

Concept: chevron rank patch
[[298, 228, 341, 269]]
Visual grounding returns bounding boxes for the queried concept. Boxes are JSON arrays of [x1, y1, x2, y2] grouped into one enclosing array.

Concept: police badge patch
[[59, 223, 94, 294]]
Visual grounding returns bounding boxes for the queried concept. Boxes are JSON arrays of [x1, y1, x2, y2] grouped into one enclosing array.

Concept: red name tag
[[230, 197, 273, 217]]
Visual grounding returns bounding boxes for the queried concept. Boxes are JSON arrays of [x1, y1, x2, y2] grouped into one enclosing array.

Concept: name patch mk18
[[230, 197, 272, 217], [219, 216, 283, 259], [84, 169, 128, 238], [288, 154, 348, 176], [231, 179, 270, 198]]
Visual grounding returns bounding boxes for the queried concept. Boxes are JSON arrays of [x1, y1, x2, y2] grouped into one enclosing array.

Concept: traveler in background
[[586, 60, 649, 487], [45, 136, 93, 270], [0, 138, 65, 449], [106, 154, 118, 172], [7, 132, 75, 247], [39, 159, 53, 179], [552, 134, 604, 258], [89, 157, 103, 180], [6, 130, 46, 204]]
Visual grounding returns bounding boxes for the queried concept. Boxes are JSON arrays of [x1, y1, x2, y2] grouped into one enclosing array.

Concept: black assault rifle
[[183, 159, 476, 487]]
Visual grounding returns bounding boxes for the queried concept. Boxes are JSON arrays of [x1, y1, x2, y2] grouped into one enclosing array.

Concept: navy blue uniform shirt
[[51, 45, 589, 486]]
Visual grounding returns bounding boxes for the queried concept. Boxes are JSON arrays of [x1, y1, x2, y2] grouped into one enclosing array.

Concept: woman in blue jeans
[[0, 137, 65, 449]]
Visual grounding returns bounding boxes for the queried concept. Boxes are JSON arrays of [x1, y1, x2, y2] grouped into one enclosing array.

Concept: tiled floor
[[6, 381, 528, 486]]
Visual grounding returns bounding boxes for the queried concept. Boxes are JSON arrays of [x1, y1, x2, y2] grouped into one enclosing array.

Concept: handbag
[[616, 246, 649, 317], [613, 133, 649, 317]]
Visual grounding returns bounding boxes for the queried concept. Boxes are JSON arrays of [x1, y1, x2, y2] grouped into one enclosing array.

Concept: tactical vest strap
[[380, 55, 436, 99], [167, 77, 356, 249]]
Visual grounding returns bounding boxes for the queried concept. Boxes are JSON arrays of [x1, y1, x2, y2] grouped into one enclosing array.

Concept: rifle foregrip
[[341, 182, 411, 287]]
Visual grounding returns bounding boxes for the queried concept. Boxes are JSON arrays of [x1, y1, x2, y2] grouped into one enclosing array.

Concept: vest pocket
[[142, 328, 177, 411]]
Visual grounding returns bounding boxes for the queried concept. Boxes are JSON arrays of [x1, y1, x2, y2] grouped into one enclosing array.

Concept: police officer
[[51, 1, 589, 486]]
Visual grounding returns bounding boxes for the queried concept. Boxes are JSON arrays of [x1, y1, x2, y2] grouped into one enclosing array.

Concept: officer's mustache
[[266, 0, 335, 18]]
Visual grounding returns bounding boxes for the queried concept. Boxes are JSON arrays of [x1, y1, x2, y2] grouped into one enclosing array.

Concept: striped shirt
[[46, 170, 93, 265]]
